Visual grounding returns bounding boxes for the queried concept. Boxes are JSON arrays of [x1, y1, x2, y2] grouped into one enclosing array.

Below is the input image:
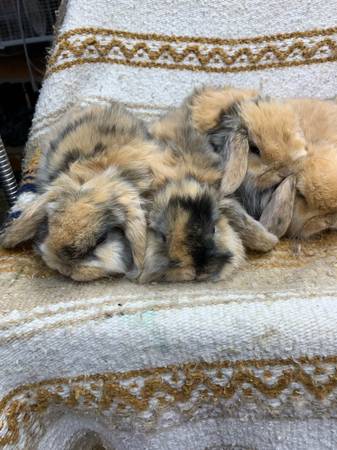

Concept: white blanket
[[2, 0, 337, 449], [25, 0, 337, 163]]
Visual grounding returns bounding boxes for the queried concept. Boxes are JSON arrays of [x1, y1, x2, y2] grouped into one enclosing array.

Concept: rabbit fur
[[140, 98, 278, 283], [183, 85, 337, 239], [0, 103, 173, 281]]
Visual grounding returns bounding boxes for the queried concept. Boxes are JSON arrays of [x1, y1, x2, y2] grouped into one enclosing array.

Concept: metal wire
[[0, 136, 18, 206], [0, 0, 60, 48], [16, 0, 37, 91]]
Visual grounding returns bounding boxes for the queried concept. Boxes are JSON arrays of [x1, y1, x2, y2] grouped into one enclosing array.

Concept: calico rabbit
[[151, 85, 300, 239], [140, 110, 278, 283], [1, 103, 172, 281]]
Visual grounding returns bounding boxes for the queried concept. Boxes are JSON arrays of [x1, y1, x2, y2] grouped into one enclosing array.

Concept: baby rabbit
[[192, 88, 337, 239], [140, 108, 278, 283], [186, 86, 305, 233], [284, 99, 337, 238], [0, 103, 171, 281]]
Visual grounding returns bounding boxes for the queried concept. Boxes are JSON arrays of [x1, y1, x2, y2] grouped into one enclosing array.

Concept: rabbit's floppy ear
[[207, 103, 249, 195], [0, 173, 79, 249], [0, 192, 50, 248], [138, 230, 168, 284], [260, 176, 296, 238], [190, 85, 258, 133], [299, 212, 337, 239], [118, 193, 147, 274], [219, 197, 278, 252]]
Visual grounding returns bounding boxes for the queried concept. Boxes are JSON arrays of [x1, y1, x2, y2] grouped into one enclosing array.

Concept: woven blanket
[[2, 0, 337, 448]]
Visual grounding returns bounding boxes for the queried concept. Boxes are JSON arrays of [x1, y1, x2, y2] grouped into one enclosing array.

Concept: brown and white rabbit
[[0, 103, 172, 281], [140, 108, 278, 283]]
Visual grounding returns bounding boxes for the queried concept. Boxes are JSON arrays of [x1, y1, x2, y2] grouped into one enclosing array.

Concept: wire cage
[[0, 0, 61, 49]]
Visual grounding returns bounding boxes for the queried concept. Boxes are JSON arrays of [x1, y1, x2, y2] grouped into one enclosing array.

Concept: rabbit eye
[[96, 232, 108, 246], [212, 226, 216, 235], [159, 232, 167, 243], [249, 143, 260, 156], [297, 190, 307, 202], [153, 228, 167, 243]]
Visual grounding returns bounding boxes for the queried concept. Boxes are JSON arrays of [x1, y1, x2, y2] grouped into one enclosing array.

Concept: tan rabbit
[[0, 103, 173, 281], [191, 89, 337, 239], [276, 98, 337, 238], [185, 86, 304, 226], [140, 110, 278, 283]]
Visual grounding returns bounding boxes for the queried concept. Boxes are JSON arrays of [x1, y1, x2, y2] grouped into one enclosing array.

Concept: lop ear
[[219, 198, 278, 252], [123, 201, 147, 274], [260, 176, 296, 238], [207, 104, 249, 196], [296, 212, 337, 239], [190, 85, 258, 132], [0, 193, 50, 248], [138, 230, 168, 283]]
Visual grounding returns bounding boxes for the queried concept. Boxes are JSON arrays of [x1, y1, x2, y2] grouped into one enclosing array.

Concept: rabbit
[[150, 85, 301, 239], [0, 102, 173, 281], [186, 86, 305, 226], [140, 109, 278, 283], [192, 89, 337, 239], [278, 98, 337, 238]]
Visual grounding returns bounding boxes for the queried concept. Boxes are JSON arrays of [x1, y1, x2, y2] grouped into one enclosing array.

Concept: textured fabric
[[1, 0, 337, 449], [2, 237, 337, 449], [23, 0, 337, 166]]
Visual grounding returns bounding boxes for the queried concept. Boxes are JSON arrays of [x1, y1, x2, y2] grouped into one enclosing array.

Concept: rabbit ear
[[327, 214, 337, 230], [123, 202, 147, 274], [300, 212, 337, 238], [219, 198, 278, 252], [0, 193, 50, 248], [260, 176, 296, 238], [208, 104, 249, 195], [219, 132, 249, 196], [138, 230, 169, 283]]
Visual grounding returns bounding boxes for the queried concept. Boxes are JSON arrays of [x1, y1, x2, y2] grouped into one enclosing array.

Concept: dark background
[[0, 0, 60, 182]]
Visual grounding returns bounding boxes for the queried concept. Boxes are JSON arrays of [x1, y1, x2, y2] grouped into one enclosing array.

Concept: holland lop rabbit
[[1, 103, 171, 280], [140, 107, 278, 283], [193, 88, 337, 239]]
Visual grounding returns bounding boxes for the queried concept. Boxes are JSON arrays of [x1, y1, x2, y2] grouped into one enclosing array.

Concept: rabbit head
[[287, 148, 337, 238], [1, 168, 145, 281], [208, 96, 307, 220], [186, 87, 305, 223], [140, 114, 278, 284], [140, 177, 244, 282], [140, 177, 278, 283], [0, 103, 159, 281]]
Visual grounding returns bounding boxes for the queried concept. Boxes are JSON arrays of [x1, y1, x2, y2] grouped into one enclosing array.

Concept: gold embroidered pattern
[[47, 27, 337, 76], [1, 356, 337, 445]]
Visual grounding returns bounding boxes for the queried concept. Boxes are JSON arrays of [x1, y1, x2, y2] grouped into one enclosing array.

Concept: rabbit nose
[[205, 245, 217, 257], [204, 241, 221, 259], [196, 249, 233, 279]]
